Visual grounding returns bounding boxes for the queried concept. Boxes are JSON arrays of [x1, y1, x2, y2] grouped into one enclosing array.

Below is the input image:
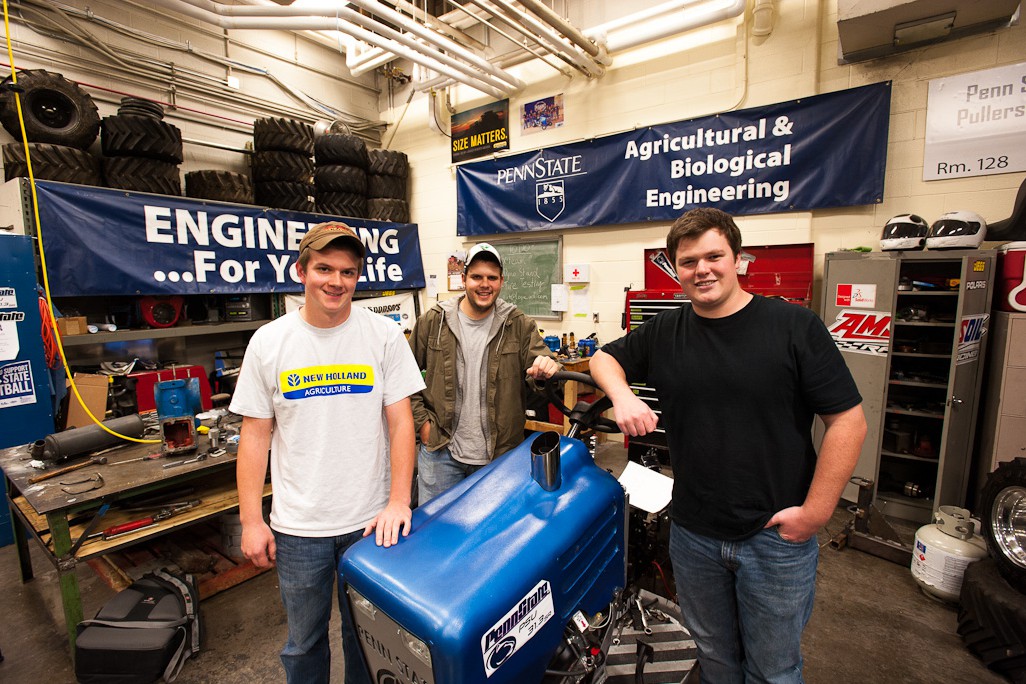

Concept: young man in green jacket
[[409, 243, 560, 504]]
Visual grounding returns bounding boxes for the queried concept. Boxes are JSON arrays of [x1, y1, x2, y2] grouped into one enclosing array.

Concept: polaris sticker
[[957, 313, 989, 365], [827, 309, 891, 356], [481, 580, 554, 677]]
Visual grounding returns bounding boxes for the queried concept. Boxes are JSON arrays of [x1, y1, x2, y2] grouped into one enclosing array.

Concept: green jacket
[[409, 296, 556, 461]]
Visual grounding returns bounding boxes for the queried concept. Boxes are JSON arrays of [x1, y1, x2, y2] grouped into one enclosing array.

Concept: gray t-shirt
[[450, 308, 494, 464]]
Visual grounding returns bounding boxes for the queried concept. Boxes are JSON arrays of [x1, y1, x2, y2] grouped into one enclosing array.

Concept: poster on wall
[[522, 95, 564, 135], [352, 291, 417, 332], [923, 62, 1026, 181], [33, 181, 426, 296], [452, 99, 510, 163], [456, 82, 891, 236]]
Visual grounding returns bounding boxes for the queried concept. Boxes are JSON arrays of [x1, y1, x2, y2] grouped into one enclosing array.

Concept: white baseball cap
[[466, 243, 503, 271]]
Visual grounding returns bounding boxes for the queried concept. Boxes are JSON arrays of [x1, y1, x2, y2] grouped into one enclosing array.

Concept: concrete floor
[[0, 444, 1006, 683]]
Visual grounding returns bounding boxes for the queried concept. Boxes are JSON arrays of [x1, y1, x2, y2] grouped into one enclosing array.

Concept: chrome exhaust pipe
[[530, 431, 562, 491]]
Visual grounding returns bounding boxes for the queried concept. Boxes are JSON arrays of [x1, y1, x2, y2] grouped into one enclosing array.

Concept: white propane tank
[[910, 506, 988, 602]]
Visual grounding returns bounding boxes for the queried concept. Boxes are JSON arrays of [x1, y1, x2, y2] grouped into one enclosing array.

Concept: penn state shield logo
[[536, 180, 565, 222]]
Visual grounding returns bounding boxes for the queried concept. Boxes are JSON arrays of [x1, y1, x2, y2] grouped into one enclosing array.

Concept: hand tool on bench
[[90, 499, 202, 540], [162, 452, 208, 469], [28, 456, 108, 484], [110, 453, 164, 466]]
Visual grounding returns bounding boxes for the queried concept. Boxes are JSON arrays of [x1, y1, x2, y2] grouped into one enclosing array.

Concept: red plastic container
[[997, 242, 1026, 313]]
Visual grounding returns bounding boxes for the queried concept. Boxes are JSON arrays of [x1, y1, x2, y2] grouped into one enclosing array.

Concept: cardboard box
[[57, 316, 89, 336], [64, 373, 109, 430]]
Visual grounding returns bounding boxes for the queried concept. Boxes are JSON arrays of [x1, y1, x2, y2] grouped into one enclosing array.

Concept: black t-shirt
[[603, 295, 861, 540]]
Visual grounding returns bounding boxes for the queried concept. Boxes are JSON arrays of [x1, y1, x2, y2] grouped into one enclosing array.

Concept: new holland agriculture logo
[[536, 181, 565, 222], [280, 364, 374, 399]]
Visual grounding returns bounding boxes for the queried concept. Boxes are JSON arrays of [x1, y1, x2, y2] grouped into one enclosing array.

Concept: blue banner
[[34, 181, 425, 296], [457, 82, 891, 236]]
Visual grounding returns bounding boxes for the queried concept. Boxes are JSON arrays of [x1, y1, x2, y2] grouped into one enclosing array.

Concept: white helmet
[[880, 214, 929, 251], [926, 210, 987, 250]]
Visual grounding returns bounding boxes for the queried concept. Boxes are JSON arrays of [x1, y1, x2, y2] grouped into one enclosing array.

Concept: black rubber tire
[[981, 457, 1026, 595], [185, 170, 254, 204], [315, 164, 367, 194], [367, 173, 407, 199], [251, 150, 314, 183], [103, 156, 181, 196], [368, 149, 408, 178], [316, 192, 367, 219], [117, 97, 165, 120], [256, 180, 316, 212], [101, 115, 184, 163], [253, 117, 314, 155], [315, 134, 369, 168], [2, 142, 101, 184], [367, 197, 409, 223], [958, 558, 1026, 683], [0, 69, 100, 149]]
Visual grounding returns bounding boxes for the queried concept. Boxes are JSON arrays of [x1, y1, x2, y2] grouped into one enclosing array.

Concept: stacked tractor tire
[[367, 149, 410, 223], [251, 117, 316, 212], [101, 97, 183, 195], [0, 70, 413, 224], [314, 133, 368, 219], [0, 69, 102, 185]]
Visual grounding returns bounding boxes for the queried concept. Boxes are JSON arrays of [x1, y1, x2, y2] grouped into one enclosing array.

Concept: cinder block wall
[[2, 1, 1023, 344], [386, 0, 1026, 343]]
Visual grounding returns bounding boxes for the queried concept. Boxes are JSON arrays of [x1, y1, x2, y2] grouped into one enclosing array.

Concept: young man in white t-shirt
[[230, 221, 425, 684]]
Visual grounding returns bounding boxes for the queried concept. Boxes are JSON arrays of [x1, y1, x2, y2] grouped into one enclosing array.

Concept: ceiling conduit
[[178, 0, 521, 92], [155, 0, 515, 98], [586, 0, 747, 54], [154, 0, 760, 101]]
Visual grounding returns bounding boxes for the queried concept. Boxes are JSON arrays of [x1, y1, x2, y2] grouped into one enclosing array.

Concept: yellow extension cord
[[3, 0, 159, 444]]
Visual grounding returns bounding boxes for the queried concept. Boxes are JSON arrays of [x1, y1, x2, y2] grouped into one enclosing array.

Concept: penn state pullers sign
[[456, 82, 891, 236], [32, 181, 426, 296]]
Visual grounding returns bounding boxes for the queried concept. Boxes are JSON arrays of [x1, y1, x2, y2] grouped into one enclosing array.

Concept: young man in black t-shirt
[[591, 208, 866, 684]]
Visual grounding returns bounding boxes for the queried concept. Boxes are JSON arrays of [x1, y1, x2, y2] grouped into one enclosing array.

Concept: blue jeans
[[417, 443, 483, 505], [669, 522, 818, 684], [274, 530, 371, 684]]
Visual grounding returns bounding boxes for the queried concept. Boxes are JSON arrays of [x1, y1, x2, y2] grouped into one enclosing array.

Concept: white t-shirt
[[230, 307, 425, 536]]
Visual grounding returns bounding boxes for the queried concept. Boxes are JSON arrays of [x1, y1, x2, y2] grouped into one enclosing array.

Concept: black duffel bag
[[75, 568, 200, 683]]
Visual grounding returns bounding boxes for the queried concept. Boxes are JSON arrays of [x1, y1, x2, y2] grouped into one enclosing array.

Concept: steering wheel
[[542, 371, 620, 435]]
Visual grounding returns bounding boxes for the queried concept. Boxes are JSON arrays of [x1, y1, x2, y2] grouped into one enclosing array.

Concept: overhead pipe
[[172, 0, 517, 92], [487, 0, 605, 77], [518, 0, 606, 61], [383, 0, 488, 52], [438, 0, 574, 78], [586, 0, 747, 54], [157, 0, 512, 98], [178, 0, 522, 92], [344, 0, 524, 90], [461, 0, 600, 78], [753, 0, 775, 37]]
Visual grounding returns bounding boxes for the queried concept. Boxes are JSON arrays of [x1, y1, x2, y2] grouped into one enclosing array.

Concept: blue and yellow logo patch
[[280, 364, 374, 399]]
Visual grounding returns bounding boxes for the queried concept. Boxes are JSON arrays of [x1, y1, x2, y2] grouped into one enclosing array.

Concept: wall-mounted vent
[[837, 0, 1020, 63]]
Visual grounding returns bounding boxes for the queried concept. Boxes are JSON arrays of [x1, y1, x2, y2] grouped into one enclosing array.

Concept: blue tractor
[[340, 372, 644, 684]]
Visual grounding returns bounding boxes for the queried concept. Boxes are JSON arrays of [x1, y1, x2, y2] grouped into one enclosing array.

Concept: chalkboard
[[492, 237, 562, 320]]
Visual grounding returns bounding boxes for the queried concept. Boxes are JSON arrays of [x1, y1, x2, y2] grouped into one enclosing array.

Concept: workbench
[[0, 427, 271, 656]]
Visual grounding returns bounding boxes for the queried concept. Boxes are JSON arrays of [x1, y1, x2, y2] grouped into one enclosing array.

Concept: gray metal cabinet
[[975, 311, 1026, 496], [822, 250, 995, 523]]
